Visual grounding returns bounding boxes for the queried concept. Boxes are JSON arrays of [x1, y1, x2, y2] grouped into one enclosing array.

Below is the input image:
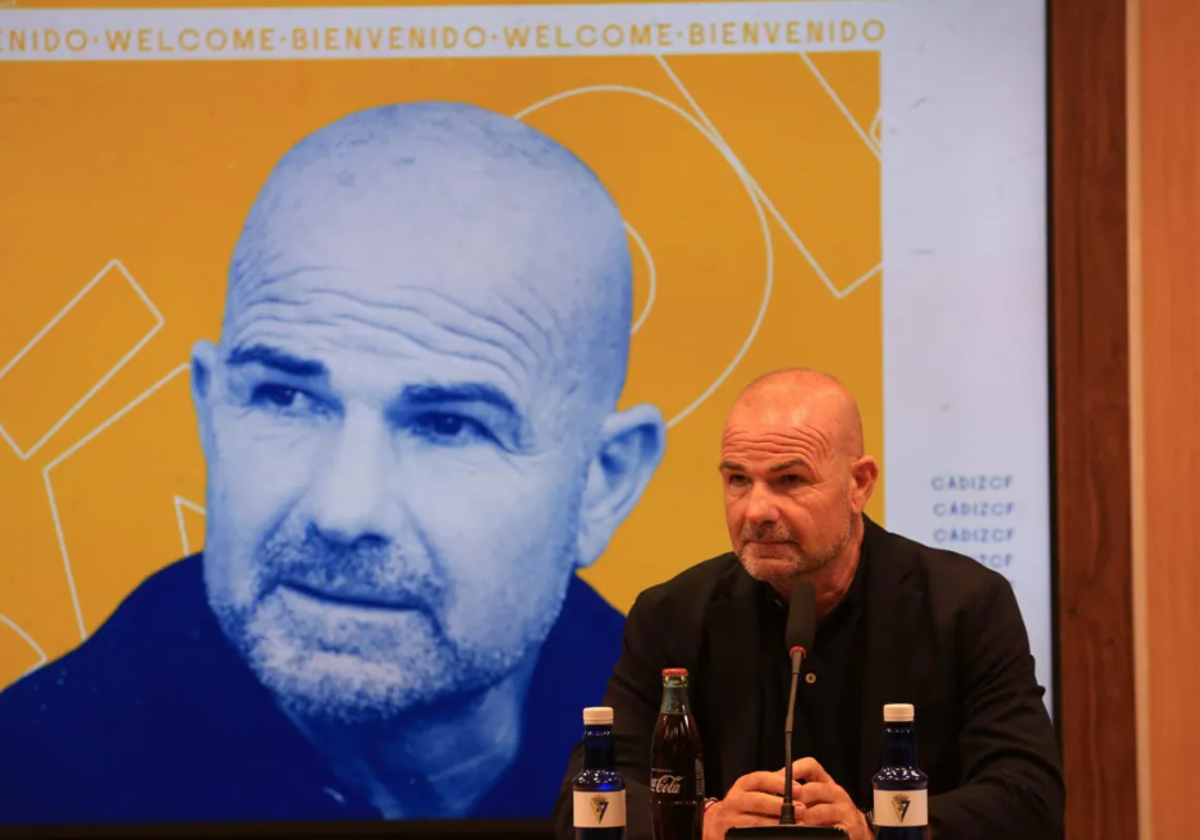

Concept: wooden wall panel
[[1134, 0, 1200, 836], [1050, 0, 1140, 839]]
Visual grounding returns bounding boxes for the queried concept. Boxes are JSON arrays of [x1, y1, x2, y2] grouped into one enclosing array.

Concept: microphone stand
[[725, 645, 847, 838], [779, 647, 805, 825]]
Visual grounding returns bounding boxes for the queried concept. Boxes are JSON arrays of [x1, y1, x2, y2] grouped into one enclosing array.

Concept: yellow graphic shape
[[809, 51, 882, 143], [627, 224, 655, 336], [659, 52, 881, 292], [46, 369, 204, 636], [0, 50, 881, 686], [520, 88, 770, 429], [0, 616, 45, 690], [175, 497, 207, 558], [0, 261, 163, 459]]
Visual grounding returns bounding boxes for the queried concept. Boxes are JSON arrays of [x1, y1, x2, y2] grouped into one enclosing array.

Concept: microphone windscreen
[[785, 579, 817, 654]]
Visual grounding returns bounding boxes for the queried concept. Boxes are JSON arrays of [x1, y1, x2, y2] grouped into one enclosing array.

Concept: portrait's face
[[189, 153, 635, 722], [719, 399, 859, 584]]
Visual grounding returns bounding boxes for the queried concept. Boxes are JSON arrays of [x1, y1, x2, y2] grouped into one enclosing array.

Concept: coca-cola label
[[651, 774, 683, 794], [650, 767, 700, 803]]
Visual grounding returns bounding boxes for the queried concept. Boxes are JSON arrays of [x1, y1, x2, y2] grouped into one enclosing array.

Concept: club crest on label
[[891, 793, 912, 822], [590, 794, 609, 823]]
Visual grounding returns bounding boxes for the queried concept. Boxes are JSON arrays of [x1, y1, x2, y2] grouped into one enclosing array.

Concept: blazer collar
[[855, 516, 923, 804], [706, 558, 764, 794]]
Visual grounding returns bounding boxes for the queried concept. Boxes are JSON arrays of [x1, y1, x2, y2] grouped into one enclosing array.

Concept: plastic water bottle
[[572, 706, 626, 839], [871, 703, 929, 839]]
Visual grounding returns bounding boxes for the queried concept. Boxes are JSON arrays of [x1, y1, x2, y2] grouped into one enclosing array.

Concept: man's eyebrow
[[769, 458, 812, 473], [400, 383, 521, 419], [226, 344, 327, 378], [718, 458, 813, 473]]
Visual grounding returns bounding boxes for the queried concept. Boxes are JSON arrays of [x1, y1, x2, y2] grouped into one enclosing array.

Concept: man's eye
[[412, 412, 493, 445], [254, 384, 299, 407], [250, 384, 323, 416], [727, 474, 750, 487]]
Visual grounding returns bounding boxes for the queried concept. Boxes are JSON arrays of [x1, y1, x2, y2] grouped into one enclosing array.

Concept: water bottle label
[[873, 788, 928, 827], [574, 790, 626, 828]]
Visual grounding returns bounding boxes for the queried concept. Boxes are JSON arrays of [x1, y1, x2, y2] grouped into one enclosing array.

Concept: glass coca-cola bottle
[[650, 667, 703, 840]]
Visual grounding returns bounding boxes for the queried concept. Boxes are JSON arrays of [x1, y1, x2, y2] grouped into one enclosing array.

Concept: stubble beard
[[736, 495, 855, 584], [204, 524, 527, 726]]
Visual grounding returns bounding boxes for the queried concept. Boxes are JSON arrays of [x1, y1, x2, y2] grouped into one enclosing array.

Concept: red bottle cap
[[662, 667, 689, 677]]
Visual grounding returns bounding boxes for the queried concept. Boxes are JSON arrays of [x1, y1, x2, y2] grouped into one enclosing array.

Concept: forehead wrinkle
[[390, 285, 544, 374], [234, 280, 538, 378], [425, 314, 531, 379], [229, 204, 615, 403], [491, 288, 559, 366], [225, 263, 342, 314], [328, 309, 524, 380], [233, 229, 619, 404], [311, 285, 535, 379], [722, 426, 834, 463], [224, 311, 525, 394], [505, 257, 630, 412]]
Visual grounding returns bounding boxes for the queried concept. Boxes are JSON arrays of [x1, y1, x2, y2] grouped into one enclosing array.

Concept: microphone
[[726, 579, 847, 838], [780, 578, 816, 825]]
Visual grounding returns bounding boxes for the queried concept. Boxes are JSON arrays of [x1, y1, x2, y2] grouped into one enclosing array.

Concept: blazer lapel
[[704, 563, 763, 796], [856, 521, 923, 805]]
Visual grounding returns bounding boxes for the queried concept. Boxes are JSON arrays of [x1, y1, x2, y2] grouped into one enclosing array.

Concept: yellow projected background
[[0, 48, 882, 689]]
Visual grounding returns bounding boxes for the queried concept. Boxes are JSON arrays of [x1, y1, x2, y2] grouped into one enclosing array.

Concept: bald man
[[0, 102, 665, 824], [555, 369, 1063, 840]]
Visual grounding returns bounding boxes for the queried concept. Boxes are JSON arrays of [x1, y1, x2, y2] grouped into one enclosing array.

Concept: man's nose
[[304, 408, 398, 546], [744, 481, 780, 525]]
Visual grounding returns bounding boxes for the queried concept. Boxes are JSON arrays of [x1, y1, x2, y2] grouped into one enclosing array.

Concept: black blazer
[[552, 518, 1064, 840]]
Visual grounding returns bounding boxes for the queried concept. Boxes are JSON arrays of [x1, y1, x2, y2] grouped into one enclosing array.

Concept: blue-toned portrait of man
[[0, 102, 665, 824]]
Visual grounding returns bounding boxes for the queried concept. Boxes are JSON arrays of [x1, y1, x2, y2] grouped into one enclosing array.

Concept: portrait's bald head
[[190, 101, 664, 727], [222, 100, 634, 427]]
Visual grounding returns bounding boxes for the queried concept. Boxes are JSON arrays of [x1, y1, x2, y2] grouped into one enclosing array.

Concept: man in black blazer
[[553, 369, 1063, 840]]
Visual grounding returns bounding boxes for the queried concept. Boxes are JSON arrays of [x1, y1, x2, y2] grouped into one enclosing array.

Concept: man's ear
[[575, 403, 667, 569], [190, 340, 219, 460], [849, 455, 880, 514]]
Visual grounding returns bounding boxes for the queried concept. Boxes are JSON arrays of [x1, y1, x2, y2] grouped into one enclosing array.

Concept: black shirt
[[757, 547, 869, 807]]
